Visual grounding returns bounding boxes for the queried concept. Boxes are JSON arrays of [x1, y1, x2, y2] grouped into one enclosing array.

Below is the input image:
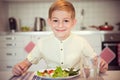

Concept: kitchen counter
[[0, 71, 120, 80], [0, 31, 120, 35]]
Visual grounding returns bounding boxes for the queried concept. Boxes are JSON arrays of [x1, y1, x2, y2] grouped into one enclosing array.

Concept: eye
[[64, 20, 69, 22], [53, 20, 58, 22]]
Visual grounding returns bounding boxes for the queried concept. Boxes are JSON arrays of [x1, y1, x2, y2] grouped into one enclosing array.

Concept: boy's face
[[48, 10, 76, 40]]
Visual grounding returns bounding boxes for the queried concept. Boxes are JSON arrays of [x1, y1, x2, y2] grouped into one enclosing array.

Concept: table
[[0, 71, 120, 80], [9, 72, 104, 80]]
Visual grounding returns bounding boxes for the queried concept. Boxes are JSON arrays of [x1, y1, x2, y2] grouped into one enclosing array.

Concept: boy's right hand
[[12, 59, 32, 76]]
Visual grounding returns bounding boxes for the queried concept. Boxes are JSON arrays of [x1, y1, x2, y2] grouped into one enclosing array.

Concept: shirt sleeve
[[27, 40, 42, 64], [82, 38, 97, 59]]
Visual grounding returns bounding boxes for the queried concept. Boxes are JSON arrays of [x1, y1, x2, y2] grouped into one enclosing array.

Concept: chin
[[54, 33, 66, 39], [56, 34, 65, 37]]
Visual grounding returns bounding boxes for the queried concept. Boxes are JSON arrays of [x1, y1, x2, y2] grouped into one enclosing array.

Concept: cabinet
[[0, 34, 31, 71], [0, 32, 50, 71]]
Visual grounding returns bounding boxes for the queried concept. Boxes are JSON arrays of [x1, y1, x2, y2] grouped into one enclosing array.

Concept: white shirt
[[27, 33, 96, 69]]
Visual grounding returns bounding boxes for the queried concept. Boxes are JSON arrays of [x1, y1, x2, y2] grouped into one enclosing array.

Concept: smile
[[55, 29, 66, 32]]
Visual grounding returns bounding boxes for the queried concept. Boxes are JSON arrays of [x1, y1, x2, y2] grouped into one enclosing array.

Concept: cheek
[[66, 24, 73, 30], [51, 23, 58, 28], [49, 23, 55, 28], [65, 21, 74, 28]]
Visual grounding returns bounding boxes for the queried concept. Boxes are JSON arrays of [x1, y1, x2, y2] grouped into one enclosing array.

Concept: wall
[[5, 0, 120, 31], [0, 1, 9, 32]]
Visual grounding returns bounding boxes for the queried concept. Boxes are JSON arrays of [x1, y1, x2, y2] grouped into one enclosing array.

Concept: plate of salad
[[34, 66, 80, 80]]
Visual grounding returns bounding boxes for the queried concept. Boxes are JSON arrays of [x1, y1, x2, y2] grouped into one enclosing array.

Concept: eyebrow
[[51, 17, 71, 20]]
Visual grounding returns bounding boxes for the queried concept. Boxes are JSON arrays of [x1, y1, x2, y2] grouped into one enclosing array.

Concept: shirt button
[[61, 62, 63, 64], [61, 49, 63, 51], [61, 41, 63, 43]]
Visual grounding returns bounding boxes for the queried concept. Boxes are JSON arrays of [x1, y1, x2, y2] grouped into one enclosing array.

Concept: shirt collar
[[51, 33, 73, 43]]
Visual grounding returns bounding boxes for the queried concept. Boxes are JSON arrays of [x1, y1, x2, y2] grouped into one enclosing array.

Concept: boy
[[12, 0, 108, 76]]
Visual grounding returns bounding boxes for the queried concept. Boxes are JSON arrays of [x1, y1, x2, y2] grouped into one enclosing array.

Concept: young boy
[[12, 0, 108, 76]]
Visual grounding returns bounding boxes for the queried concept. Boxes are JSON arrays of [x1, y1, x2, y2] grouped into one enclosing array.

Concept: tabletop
[[0, 71, 120, 80], [9, 71, 104, 80]]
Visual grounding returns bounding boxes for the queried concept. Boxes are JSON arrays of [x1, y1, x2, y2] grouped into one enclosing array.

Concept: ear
[[47, 18, 51, 26], [72, 19, 77, 28]]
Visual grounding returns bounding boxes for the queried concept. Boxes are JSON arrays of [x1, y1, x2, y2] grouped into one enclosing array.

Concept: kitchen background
[[0, 0, 120, 31], [0, 0, 120, 75]]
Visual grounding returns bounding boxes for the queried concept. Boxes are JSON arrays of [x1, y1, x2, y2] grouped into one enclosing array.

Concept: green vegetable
[[64, 68, 80, 76], [37, 71, 42, 76], [37, 66, 80, 78], [21, 26, 30, 31], [52, 66, 69, 78]]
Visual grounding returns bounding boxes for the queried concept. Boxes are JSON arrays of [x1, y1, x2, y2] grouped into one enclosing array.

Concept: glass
[[81, 56, 100, 80]]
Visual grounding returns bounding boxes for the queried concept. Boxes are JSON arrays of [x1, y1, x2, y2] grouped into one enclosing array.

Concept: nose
[[58, 21, 64, 28]]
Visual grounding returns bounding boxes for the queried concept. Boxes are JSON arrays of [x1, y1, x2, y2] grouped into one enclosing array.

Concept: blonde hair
[[48, 0, 75, 19]]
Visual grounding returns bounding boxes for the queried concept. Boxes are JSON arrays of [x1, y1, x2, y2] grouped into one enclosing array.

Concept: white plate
[[34, 69, 80, 80]]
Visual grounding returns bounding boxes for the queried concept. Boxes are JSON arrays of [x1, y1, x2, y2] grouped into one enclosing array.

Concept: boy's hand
[[12, 59, 32, 76], [100, 58, 108, 73], [93, 56, 108, 73]]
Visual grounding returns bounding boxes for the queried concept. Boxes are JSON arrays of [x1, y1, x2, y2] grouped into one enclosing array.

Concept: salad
[[37, 66, 80, 78]]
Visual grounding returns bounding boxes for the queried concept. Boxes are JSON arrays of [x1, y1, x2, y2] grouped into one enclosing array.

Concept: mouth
[[55, 29, 66, 32]]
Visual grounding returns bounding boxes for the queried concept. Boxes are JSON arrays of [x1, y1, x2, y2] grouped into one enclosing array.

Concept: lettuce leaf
[[52, 66, 69, 78]]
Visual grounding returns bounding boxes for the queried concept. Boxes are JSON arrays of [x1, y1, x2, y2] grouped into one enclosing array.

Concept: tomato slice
[[48, 70, 54, 74]]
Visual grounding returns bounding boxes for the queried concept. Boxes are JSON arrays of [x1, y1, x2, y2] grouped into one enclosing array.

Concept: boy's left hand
[[93, 56, 108, 73], [99, 58, 108, 73]]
